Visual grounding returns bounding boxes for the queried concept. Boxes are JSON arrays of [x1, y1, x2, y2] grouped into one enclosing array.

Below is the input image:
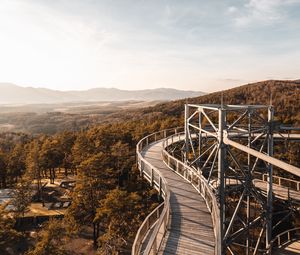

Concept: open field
[[0, 100, 162, 134]]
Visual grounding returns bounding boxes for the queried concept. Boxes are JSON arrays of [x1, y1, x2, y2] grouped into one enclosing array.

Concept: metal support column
[[266, 106, 274, 247], [184, 104, 189, 164], [198, 109, 202, 172], [218, 107, 226, 253], [246, 110, 251, 255]]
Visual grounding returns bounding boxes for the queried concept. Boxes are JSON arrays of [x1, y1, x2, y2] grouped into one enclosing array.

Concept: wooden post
[[140, 160, 144, 177], [151, 168, 154, 187], [159, 177, 162, 196]]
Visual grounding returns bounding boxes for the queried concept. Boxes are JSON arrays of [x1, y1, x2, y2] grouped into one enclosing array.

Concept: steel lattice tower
[[184, 104, 275, 254]]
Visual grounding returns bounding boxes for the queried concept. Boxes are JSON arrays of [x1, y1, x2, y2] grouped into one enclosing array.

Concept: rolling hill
[[133, 79, 300, 126], [0, 83, 206, 104], [0, 80, 299, 134]]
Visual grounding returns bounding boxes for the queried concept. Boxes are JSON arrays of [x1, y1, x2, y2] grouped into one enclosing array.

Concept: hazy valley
[[0, 79, 299, 255], [1, 1, 300, 254], [0, 83, 205, 104], [0, 84, 206, 134]]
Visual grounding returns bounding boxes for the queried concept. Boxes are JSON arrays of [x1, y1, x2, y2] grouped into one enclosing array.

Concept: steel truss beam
[[182, 104, 300, 255]]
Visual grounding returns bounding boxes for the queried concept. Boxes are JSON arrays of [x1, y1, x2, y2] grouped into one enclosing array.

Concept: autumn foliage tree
[[95, 189, 143, 255], [0, 205, 21, 252], [0, 80, 299, 254], [26, 219, 67, 255]]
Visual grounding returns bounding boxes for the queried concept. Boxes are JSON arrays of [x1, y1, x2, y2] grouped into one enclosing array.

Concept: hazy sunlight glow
[[0, 0, 299, 92]]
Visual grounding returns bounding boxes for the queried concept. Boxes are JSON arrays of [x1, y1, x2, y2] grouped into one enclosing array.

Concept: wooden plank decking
[[274, 240, 300, 254], [253, 180, 300, 202], [142, 140, 215, 255]]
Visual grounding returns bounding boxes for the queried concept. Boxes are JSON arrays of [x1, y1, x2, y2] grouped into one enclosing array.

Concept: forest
[[0, 80, 299, 254]]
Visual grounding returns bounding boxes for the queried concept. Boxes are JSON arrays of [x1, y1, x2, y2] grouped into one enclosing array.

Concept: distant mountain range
[[0, 83, 206, 105]]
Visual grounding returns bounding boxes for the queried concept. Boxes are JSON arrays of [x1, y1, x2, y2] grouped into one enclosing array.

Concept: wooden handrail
[[162, 132, 221, 255], [132, 202, 165, 255], [132, 127, 183, 255], [258, 173, 300, 191], [266, 227, 300, 254], [133, 127, 220, 255], [133, 126, 300, 255]]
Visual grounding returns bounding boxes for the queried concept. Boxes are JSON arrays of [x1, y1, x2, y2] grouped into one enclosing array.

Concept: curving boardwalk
[[133, 125, 300, 255], [142, 140, 215, 254], [274, 241, 300, 254], [254, 179, 300, 202]]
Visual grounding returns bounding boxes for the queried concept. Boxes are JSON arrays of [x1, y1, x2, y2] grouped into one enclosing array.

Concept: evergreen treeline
[[0, 80, 299, 254], [0, 117, 176, 254], [138, 80, 300, 125]]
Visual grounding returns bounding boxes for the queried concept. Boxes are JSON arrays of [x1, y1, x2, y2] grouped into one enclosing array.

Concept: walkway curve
[[132, 129, 219, 255], [268, 228, 300, 254], [132, 126, 300, 254], [145, 140, 215, 254]]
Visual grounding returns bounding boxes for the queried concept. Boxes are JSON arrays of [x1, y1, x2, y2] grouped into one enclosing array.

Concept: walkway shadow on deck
[[274, 241, 300, 255], [274, 249, 299, 255], [160, 191, 181, 254], [159, 191, 215, 254]]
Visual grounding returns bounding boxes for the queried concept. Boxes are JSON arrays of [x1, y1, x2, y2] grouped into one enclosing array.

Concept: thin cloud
[[0, 0, 299, 92], [219, 78, 244, 83], [229, 0, 300, 27]]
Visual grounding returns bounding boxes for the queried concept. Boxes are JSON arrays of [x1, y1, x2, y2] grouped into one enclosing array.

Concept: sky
[[0, 0, 299, 92]]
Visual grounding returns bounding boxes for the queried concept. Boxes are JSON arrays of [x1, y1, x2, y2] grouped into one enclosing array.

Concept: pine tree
[[26, 218, 67, 255], [0, 205, 21, 252]]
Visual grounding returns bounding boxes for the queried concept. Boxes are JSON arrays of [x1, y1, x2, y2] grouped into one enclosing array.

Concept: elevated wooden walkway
[[274, 241, 300, 254], [142, 140, 215, 254], [269, 228, 300, 255], [254, 179, 300, 202], [132, 127, 299, 255]]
